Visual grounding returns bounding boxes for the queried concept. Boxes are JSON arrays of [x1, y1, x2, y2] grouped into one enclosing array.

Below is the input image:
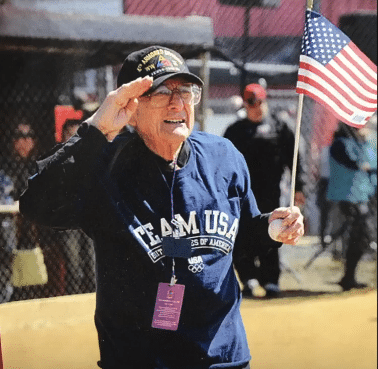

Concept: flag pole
[[289, 0, 313, 209], [290, 94, 304, 209]]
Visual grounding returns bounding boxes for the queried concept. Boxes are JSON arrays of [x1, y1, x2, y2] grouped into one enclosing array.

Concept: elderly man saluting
[[20, 46, 304, 369]]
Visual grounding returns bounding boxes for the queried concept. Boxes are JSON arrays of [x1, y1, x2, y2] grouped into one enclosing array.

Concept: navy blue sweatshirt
[[20, 124, 280, 368]]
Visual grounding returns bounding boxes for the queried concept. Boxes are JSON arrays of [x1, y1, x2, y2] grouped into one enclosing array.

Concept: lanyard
[[160, 157, 178, 286]]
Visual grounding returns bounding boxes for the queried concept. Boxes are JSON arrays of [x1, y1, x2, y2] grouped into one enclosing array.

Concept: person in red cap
[[224, 83, 305, 298], [242, 84, 268, 122]]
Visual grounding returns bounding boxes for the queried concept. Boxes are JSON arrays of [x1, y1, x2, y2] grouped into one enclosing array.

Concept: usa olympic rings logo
[[188, 263, 204, 273]]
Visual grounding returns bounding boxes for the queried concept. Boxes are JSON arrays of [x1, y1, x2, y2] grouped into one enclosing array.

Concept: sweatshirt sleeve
[[233, 202, 282, 281], [19, 123, 108, 230]]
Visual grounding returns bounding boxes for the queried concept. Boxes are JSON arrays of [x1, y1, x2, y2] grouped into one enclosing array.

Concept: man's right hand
[[86, 76, 153, 140]]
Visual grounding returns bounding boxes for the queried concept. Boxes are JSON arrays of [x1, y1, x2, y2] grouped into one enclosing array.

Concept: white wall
[[11, 0, 123, 16]]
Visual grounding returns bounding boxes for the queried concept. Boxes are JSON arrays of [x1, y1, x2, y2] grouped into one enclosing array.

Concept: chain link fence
[[0, 0, 376, 303]]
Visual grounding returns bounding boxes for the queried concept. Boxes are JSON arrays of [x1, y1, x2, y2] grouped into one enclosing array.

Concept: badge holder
[[152, 254, 185, 331], [152, 278, 185, 331]]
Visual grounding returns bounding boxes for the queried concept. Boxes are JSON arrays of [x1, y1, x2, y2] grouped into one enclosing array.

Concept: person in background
[[2, 123, 41, 300], [7, 122, 66, 300], [6, 123, 39, 200], [317, 145, 332, 249], [224, 84, 305, 298], [19, 45, 304, 368], [7, 123, 40, 254], [0, 123, 39, 301], [0, 169, 16, 303], [326, 121, 377, 291], [61, 119, 96, 294], [316, 145, 345, 260]]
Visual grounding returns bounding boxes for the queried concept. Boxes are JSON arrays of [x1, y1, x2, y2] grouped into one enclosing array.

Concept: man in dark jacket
[[224, 84, 305, 298], [20, 46, 304, 369]]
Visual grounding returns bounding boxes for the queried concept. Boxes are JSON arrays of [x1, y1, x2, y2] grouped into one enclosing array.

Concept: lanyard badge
[[153, 237, 187, 331], [152, 282, 185, 331]]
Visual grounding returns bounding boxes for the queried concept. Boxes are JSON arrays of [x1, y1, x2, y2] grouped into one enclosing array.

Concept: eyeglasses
[[143, 83, 202, 108], [246, 99, 264, 107]]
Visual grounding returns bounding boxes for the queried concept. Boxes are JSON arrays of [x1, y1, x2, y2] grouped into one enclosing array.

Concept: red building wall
[[124, 0, 376, 37]]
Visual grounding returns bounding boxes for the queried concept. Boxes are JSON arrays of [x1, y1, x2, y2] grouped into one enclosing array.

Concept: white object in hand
[[268, 219, 287, 241]]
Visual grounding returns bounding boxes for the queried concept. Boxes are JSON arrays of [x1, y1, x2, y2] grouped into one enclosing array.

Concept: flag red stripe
[[342, 47, 377, 87], [326, 63, 377, 103], [296, 87, 366, 128], [297, 74, 354, 115], [349, 42, 378, 74], [333, 54, 376, 95], [299, 62, 377, 112]]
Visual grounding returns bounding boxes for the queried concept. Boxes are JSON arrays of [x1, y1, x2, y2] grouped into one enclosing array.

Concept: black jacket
[[224, 114, 304, 212]]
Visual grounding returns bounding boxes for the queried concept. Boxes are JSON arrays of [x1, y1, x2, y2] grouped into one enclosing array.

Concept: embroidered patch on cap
[[136, 48, 184, 77]]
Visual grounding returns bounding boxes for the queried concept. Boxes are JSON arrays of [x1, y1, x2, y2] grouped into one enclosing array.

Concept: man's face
[[14, 136, 35, 158], [245, 100, 269, 123], [131, 77, 197, 151]]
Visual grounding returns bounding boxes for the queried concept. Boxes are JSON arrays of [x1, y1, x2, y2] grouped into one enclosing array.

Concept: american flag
[[296, 10, 377, 127]]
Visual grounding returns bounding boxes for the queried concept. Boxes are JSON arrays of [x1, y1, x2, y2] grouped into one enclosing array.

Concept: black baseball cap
[[117, 46, 203, 90]]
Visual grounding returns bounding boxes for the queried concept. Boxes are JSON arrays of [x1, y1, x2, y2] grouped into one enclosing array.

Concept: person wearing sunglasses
[[20, 46, 304, 369], [224, 84, 305, 299]]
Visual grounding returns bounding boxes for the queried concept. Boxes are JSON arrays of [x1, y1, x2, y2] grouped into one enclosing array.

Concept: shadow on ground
[[242, 289, 334, 299], [242, 286, 377, 300]]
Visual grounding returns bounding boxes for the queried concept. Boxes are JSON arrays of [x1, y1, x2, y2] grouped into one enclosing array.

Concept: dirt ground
[[242, 290, 377, 369], [242, 236, 377, 369], [0, 236, 376, 369], [278, 236, 377, 294]]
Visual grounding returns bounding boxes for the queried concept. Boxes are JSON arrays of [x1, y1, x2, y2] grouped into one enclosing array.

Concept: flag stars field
[[296, 10, 377, 127]]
